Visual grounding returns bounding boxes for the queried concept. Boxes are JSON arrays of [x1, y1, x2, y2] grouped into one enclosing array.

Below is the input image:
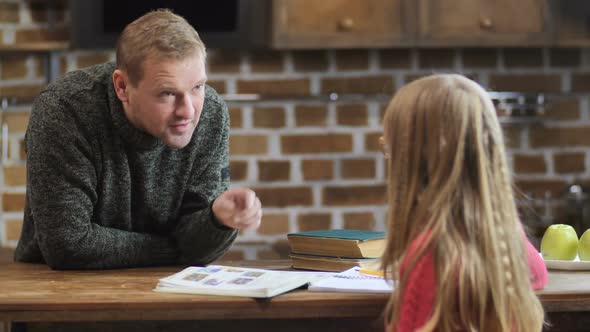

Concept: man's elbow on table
[[38, 234, 95, 270]]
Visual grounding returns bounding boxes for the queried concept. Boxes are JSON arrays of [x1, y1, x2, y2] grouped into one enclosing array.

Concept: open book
[[154, 265, 332, 298], [308, 266, 394, 293]]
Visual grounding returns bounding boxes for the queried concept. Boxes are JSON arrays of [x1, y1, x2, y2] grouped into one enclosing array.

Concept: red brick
[[321, 76, 394, 95], [0, 85, 44, 99], [341, 159, 376, 179], [77, 54, 110, 69], [489, 74, 561, 93], [550, 48, 581, 68], [323, 185, 387, 206], [229, 135, 268, 155], [258, 160, 290, 182], [336, 104, 368, 126], [554, 153, 586, 174], [418, 49, 455, 69], [253, 107, 285, 128], [379, 49, 411, 69], [335, 50, 369, 70], [208, 50, 241, 73], [249, 50, 284, 73], [33, 56, 45, 78], [4, 165, 26, 186], [19, 138, 26, 160], [281, 134, 353, 154], [229, 107, 242, 128], [543, 99, 580, 121], [513, 154, 547, 174], [530, 127, 590, 148], [0, 3, 19, 23], [0, 56, 27, 80], [382, 158, 389, 178], [365, 132, 382, 153], [297, 213, 332, 232], [571, 74, 590, 92], [462, 48, 497, 68], [343, 212, 376, 230], [237, 79, 310, 96], [59, 55, 69, 76], [4, 112, 29, 134], [5, 219, 23, 241], [254, 187, 313, 207], [29, 2, 49, 23], [301, 159, 333, 180], [15, 27, 68, 43], [258, 214, 290, 235], [295, 105, 328, 127], [2, 192, 25, 212], [404, 74, 425, 84], [503, 48, 543, 68], [292, 51, 328, 72], [28, 1, 66, 23], [502, 127, 522, 149], [207, 80, 226, 94], [229, 160, 248, 181]]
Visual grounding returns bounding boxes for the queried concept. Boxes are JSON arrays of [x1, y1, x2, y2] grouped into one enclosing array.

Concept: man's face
[[120, 55, 207, 149]]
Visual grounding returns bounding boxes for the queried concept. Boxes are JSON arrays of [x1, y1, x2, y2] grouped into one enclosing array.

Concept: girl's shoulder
[[401, 231, 435, 274]]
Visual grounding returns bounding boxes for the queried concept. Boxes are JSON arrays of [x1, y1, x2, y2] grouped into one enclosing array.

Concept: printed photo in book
[[154, 265, 332, 298]]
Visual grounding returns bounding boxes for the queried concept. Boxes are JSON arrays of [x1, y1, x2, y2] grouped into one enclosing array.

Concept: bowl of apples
[[540, 224, 590, 270]]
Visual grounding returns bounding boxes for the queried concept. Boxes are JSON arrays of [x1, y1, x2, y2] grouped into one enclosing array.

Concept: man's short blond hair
[[116, 9, 207, 86]]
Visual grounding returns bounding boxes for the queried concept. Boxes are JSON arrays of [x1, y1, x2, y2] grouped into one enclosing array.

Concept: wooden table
[[0, 260, 589, 331]]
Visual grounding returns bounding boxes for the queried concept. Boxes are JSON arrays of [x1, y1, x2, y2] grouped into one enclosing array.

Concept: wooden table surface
[[0, 259, 589, 322]]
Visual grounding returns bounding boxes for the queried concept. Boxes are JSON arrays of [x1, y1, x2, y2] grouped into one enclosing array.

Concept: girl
[[380, 74, 547, 332]]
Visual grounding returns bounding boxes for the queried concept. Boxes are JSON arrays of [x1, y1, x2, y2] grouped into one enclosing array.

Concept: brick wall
[[2, 0, 590, 258]]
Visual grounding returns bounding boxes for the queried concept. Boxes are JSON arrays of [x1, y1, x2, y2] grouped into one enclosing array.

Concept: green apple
[[578, 229, 590, 261], [540, 224, 578, 260]]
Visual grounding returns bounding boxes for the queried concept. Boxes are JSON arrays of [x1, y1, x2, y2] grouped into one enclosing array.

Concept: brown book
[[287, 229, 386, 258], [290, 253, 380, 272]]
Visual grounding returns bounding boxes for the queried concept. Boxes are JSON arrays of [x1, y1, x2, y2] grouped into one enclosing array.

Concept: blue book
[[287, 229, 386, 258]]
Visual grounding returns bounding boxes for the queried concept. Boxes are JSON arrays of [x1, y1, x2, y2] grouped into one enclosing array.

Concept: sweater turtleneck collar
[[107, 76, 164, 151]]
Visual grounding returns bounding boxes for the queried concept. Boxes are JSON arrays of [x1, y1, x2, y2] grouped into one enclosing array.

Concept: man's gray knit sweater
[[14, 62, 237, 270]]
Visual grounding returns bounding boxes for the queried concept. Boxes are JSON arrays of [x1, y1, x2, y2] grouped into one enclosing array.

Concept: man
[[14, 9, 262, 270]]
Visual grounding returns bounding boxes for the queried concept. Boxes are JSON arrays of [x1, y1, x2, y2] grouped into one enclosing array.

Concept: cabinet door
[[553, 0, 590, 46], [417, 0, 549, 46], [271, 0, 409, 49]]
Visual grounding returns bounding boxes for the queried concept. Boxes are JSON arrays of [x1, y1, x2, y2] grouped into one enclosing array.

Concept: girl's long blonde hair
[[381, 74, 544, 331]]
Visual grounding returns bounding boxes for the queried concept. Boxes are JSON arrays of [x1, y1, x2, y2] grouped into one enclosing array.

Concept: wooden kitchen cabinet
[[270, 0, 412, 49], [416, 0, 550, 46]]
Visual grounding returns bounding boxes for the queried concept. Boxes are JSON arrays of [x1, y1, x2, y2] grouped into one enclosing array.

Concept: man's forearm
[[38, 222, 179, 270]]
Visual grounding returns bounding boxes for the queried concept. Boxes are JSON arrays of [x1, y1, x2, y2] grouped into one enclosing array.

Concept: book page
[[308, 266, 394, 293]]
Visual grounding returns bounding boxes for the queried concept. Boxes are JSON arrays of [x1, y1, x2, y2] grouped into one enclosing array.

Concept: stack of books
[[287, 229, 386, 272]]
